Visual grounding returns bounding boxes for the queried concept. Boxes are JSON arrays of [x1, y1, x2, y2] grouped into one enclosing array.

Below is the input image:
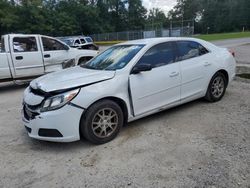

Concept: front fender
[[71, 73, 133, 119]]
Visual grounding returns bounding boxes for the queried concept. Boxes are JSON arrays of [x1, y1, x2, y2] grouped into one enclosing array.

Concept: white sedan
[[22, 38, 236, 144]]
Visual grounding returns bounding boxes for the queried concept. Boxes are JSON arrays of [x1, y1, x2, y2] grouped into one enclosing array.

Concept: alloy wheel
[[211, 76, 225, 98], [91, 108, 118, 138]]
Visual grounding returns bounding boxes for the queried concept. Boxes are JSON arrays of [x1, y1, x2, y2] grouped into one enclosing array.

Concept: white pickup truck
[[0, 34, 98, 83]]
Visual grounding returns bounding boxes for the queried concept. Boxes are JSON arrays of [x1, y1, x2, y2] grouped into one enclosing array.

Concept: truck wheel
[[80, 100, 124, 144]]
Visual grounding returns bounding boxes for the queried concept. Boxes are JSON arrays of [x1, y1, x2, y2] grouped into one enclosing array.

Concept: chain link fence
[[90, 26, 194, 42]]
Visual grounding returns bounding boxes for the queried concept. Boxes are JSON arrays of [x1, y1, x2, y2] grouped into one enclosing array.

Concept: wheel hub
[[211, 76, 225, 98], [91, 108, 118, 138]]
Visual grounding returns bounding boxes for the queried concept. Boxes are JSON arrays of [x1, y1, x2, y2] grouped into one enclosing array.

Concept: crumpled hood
[[30, 66, 115, 92]]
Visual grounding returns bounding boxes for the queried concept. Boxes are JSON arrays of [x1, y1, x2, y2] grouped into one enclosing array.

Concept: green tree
[[146, 8, 168, 29], [128, 0, 147, 30]]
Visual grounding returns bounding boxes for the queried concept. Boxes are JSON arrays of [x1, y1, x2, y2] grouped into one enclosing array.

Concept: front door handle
[[44, 54, 51, 58], [204, 62, 212, 67], [169, 72, 179, 77], [15, 56, 23, 60]]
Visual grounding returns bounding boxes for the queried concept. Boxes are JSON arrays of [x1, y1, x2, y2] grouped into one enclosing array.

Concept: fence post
[[170, 21, 172, 37]]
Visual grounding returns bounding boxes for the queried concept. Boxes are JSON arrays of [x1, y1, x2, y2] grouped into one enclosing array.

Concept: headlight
[[62, 59, 75, 69], [40, 89, 80, 112]]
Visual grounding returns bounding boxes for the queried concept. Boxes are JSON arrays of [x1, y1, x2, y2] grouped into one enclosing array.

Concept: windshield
[[81, 45, 144, 70]]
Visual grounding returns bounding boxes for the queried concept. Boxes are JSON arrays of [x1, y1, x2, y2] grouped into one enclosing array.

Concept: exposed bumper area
[[22, 104, 84, 142]]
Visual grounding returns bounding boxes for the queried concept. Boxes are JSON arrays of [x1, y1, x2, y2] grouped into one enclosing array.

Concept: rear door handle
[[204, 62, 212, 67], [15, 56, 23, 60], [169, 72, 179, 77], [44, 54, 51, 58]]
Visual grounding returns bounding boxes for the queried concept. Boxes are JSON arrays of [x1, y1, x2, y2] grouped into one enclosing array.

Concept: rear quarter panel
[[211, 47, 236, 83], [200, 39, 236, 94]]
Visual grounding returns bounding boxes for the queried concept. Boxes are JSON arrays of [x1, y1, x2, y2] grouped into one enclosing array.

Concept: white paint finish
[[0, 34, 98, 81], [9, 35, 44, 77], [23, 104, 83, 142], [129, 63, 181, 115], [0, 53, 11, 79], [180, 54, 212, 99], [23, 87, 44, 106], [30, 66, 115, 92], [22, 37, 236, 142]]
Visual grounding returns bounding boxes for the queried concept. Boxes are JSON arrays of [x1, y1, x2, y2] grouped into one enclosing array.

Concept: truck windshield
[[81, 45, 144, 70], [0, 37, 5, 52]]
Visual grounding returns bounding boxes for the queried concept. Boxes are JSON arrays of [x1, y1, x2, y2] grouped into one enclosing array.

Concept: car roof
[[118, 37, 206, 46]]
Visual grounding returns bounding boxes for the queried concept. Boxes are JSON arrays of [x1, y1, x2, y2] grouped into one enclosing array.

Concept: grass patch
[[195, 31, 250, 41], [95, 41, 125, 45]]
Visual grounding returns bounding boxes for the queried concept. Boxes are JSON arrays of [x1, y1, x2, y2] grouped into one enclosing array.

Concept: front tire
[[205, 72, 227, 102], [80, 100, 124, 144]]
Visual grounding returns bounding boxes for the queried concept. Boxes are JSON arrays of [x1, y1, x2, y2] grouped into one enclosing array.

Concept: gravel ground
[[0, 78, 250, 188], [229, 44, 250, 65], [0, 38, 250, 188]]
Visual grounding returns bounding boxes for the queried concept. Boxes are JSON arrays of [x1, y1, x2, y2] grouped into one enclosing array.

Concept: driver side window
[[42, 37, 66, 51], [136, 42, 176, 68]]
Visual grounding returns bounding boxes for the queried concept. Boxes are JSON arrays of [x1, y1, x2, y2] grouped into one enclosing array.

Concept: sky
[[142, 0, 177, 15]]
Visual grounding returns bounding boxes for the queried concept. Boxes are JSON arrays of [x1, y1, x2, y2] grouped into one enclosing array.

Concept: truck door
[[10, 35, 44, 78], [0, 37, 12, 80], [40, 36, 70, 73]]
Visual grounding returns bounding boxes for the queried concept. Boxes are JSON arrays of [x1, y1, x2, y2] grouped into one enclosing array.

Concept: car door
[[129, 42, 181, 116], [176, 41, 211, 100], [40, 36, 70, 73], [10, 35, 44, 78]]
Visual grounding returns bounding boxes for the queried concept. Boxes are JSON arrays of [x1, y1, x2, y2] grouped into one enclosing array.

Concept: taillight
[[229, 50, 235, 57]]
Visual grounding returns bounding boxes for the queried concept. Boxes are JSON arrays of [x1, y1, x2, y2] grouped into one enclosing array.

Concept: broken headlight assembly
[[40, 89, 80, 112]]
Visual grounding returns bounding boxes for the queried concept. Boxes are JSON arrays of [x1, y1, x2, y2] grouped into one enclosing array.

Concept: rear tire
[[80, 100, 124, 144], [205, 72, 227, 102]]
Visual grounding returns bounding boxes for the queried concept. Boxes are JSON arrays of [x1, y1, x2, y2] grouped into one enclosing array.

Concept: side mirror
[[131, 64, 152, 74]]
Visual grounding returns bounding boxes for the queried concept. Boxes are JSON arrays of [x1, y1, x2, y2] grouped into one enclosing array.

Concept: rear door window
[[176, 41, 209, 61], [136, 42, 176, 68], [13, 37, 38, 52], [42, 37, 66, 51]]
